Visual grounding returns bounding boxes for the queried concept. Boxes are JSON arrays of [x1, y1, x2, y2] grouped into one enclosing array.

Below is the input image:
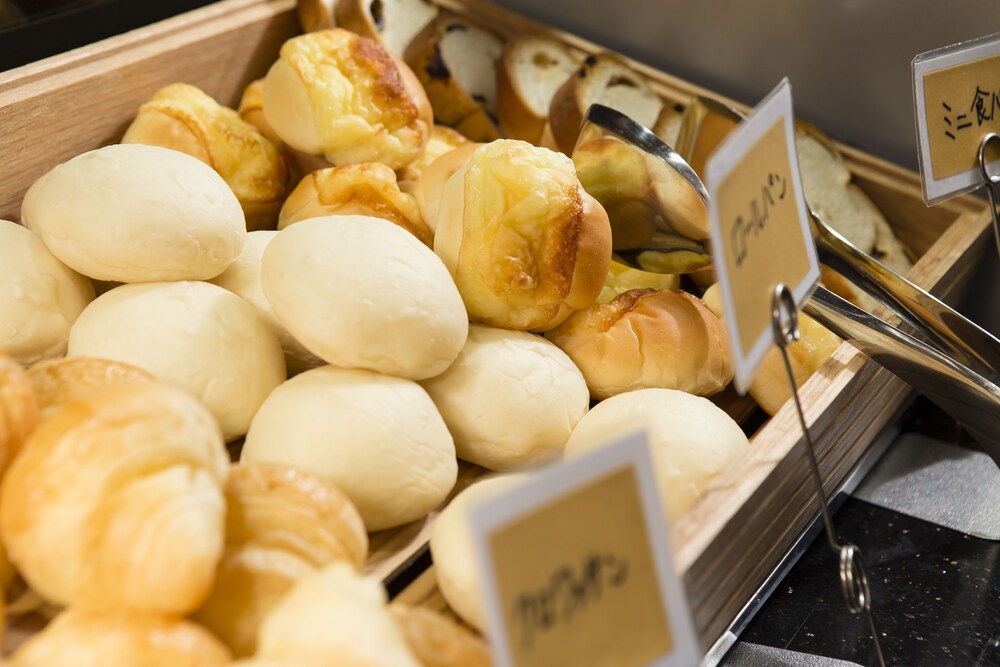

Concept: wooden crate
[[0, 0, 992, 651]]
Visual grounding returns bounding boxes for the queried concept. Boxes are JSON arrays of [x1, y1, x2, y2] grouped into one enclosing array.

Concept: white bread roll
[[209, 231, 324, 376], [0, 220, 94, 365], [21, 144, 245, 283], [565, 389, 748, 523], [261, 216, 468, 381], [253, 563, 420, 667], [421, 325, 589, 470], [430, 474, 526, 631], [241, 366, 457, 531], [546, 288, 733, 400], [67, 281, 285, 440]]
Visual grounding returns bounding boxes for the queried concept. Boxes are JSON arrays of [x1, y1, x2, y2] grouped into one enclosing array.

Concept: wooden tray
[[0, 0, 992, 651]]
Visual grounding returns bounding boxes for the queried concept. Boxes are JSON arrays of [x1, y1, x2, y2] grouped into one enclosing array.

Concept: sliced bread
[[496, 34, 578, 144], [405, 15, 504, 142], [653, 102, 685, 148], [549, 53, 663, 153], [335, 0, 439, 56]]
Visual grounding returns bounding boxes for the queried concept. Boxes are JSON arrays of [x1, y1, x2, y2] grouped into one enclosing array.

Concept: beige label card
[[471, 432, 699, 667], [705, 79, 820, 394], [914, 33, 1000, 203]]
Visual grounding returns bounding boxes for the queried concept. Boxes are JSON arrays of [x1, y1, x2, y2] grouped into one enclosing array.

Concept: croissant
[[26, 356, 154, 419], [389, 604, 493, 667], [0, 382, 229, 614], [195, 462, 368, 657], [0, 350, 38, 473], [10, 610, 231, 667]]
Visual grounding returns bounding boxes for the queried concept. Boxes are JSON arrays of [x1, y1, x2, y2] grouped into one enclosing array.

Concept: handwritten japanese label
[[471, 432, 699, 667], [914, 34, 1000, 203], [705, 79, 819, 394]]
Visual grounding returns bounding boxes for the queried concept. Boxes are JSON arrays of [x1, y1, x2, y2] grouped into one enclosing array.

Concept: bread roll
[[546, 288, 733, 400], [549, 54, 663, 154], [195, 463, 367, 657], [254, 562, 421, 666], [122, 83, 289, 231], [414, 143, 479, 232], [261, 216, 467, 381], [701, 283, 842, 416], [0, 221, 95, 365], [67, 281, 286, 441], [496, 34, 578, 144], [434, 140, 612, 331], [430, 475, 526, 631], [21, 144, 245, 283], [598, 260, 679, 303], [26, 357, 154, 419], [278, 163, 432, 245], [404, 16, 503, 142], [421, 325, 589, 470], [335, 0, 439, 57], [398, 124, 473, 184], [242, 366, 457, 531], [0, 350, 39, 472], [208, 230, 325, 376], [11, 610, 231, 667], [565, 388, 748, 522], [389, 604, 493, 667], [263, 29, 432, 170], [238, 79, 333, 183], [0, 382, 229, 613]]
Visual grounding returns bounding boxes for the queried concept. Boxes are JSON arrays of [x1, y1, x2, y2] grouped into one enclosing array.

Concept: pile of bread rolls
[[0, 0, 918, 660]]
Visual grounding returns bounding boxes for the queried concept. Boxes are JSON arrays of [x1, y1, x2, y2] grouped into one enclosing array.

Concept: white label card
[[704, 78, 820, 394], [470, 431, 700, 667], [913, 32, 1000, 204]]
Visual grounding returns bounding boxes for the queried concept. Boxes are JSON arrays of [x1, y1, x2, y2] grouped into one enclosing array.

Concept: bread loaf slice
[[653, 102, 685, 148], [335, 0, 439, 56], [496, 34, 578, 144], [549, 53, 663, 153], [405, 16, 503, 142]]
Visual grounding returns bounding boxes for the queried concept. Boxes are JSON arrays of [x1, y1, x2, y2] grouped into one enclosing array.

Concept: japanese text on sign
[[731, 171, 788, 267]]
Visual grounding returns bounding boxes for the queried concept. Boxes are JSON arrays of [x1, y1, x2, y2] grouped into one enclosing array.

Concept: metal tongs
[[572, 103, 1000, 460]]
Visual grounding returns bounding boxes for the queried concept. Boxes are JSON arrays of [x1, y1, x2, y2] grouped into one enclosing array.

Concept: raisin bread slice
[[496, 34, 578, 144], [335, 0, 439, 57]]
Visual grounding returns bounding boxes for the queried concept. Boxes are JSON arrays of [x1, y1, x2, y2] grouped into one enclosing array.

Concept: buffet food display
[[0, 0, 991, 661]]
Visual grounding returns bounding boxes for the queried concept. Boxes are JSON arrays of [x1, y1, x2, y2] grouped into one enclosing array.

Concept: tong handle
[[805, 286, 1000, 460], [813, 214, 1000, 380]]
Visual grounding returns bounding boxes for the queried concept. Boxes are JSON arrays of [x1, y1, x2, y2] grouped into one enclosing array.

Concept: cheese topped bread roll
[[263, 28, 432, 170], [434, 140, 612, 331]]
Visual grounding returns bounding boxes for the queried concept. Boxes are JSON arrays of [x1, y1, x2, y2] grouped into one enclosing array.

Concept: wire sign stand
[[977, 133, 1000, 260], [771, 283, 887, 667]]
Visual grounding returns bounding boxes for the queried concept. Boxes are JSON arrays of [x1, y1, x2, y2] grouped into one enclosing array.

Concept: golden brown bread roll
[[598, 260, 679, 303], [122, 83, 289, 231], [701, 283, 842, 415], [434, 140, 612, 331], [26, 356, 154, 419], [414, 142, 479, 234], [263, 29, 432, 170], [195, 462, 367, 657], [253, 562, 422, 666], [10, 610, 231, 667], [279, 163, 432, 245], [0, 382, 229, 614], [0, 350, 39, 473], [237, 79, 333, 183], [389, 604, 493, 667], [546, 288, 733, 400], [398, 124, 473, 184]]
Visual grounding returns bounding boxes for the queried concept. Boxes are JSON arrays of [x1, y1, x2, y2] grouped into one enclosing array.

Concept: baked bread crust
[[496, 34, 577, 144], [279, 163, 432, 245], [26, 356, 153, 419], [0, 350, 39, 473], [389, 604, 492, 667], [546, 288, 733, 399]]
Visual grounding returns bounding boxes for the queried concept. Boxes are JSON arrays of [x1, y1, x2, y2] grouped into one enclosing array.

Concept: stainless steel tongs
[[572, 103, 1000, 461]]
